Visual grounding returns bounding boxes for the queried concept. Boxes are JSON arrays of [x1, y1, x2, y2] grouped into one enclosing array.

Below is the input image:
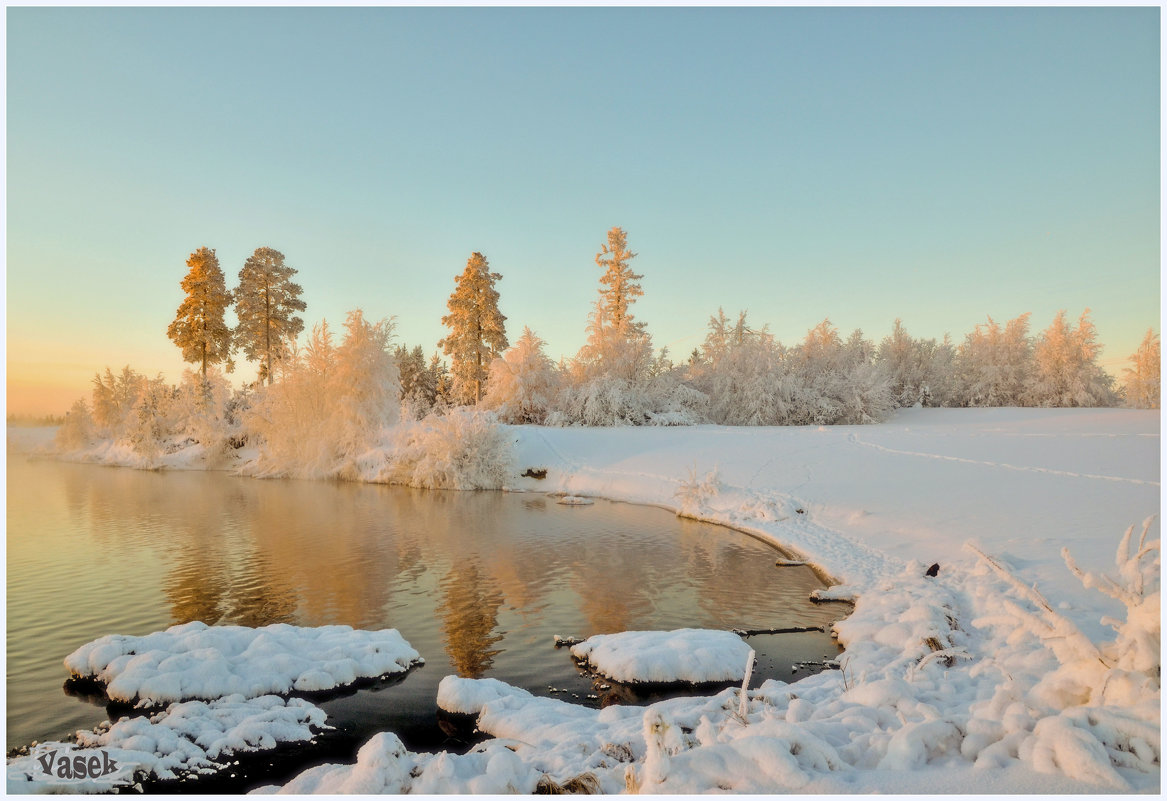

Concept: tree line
[[55, 226, 1160, 460]]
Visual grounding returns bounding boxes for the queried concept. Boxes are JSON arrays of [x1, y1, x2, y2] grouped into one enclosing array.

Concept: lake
[[7, 452, 843, 782]]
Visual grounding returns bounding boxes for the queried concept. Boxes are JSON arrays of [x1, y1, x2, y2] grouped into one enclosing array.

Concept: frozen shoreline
[[8, 408, 1160, 793]]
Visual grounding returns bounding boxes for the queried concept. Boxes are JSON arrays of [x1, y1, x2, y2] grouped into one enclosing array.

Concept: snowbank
[[569, 629, 753, 684], [7, 695, 324, 793], [64, 621, 422, 705], [251, 730, 540, 795]]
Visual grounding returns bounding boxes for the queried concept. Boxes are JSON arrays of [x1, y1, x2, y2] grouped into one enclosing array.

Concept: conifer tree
[[234, 247, 307, 385], [167, 247, 233, 378], [438, 252, 508, 405], [576, 226, 652, 381]]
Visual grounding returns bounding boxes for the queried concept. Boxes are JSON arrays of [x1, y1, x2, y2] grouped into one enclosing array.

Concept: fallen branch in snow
[[964, 540, 1109, 671], [732, 625, 825, 637]]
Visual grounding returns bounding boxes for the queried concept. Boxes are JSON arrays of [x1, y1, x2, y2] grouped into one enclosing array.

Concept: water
[[7, 454, 843, 778]]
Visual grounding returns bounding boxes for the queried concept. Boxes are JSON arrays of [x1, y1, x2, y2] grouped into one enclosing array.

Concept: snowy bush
[[481, 327, 560, 424], [54, 398, 96, 452], [379, 408, 513, 490], [174, 369, 234, 456], [244, 311, 400, 479]]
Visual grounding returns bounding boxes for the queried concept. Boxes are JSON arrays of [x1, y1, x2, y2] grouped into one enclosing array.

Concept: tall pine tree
[[576, 226, 652, 381], [167, 247, 233, 378], [438, 252, 508, 405], [234, 247, 307, 385]]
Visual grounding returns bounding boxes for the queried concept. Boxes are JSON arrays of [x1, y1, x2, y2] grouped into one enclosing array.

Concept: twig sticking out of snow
[[736, 650, 756, 723], [1062, 516, 1159, 611]]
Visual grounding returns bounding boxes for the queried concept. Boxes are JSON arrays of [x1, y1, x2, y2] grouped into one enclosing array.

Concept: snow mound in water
[[64, 621, 422, 704], [7, 694, 325, 792], [570, 628, 752, 684]]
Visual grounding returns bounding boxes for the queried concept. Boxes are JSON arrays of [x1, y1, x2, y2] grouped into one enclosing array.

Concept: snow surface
[[11, 408, 1161, 793], [7, 694, 325, 793], [64, 621, 422, 705], [569, 629, 753, 684]]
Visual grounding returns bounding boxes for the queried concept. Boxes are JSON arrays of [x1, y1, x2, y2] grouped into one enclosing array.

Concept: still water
[[7, 454, 842, 762]]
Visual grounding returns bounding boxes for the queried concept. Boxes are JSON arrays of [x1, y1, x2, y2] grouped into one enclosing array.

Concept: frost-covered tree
[[1026, 309, 1116, 408], [786, 320, 892, 425], [243, 311, 400, 478], [574, 227, 652, 382], [395, 345, 439, 420], [234, 247, 307, 385], [876, 320, 957, 408], [692, 308, 786, 426], [1123, 329, 1160, 409], [167, 247, 234, 378], [954, 313, 1033, 406], [331, 310, 400, 458], [438, 252, 508, 405], [91, 366, 146, 438], [55, 398, 95, 451], [482, 327, 560, 424]]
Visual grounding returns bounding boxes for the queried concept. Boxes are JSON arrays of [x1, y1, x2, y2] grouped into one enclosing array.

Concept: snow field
[[64, 621, 423, 705]]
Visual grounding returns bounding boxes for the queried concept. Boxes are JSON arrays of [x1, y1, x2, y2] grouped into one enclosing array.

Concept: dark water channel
[[7, 454, 843, 788]]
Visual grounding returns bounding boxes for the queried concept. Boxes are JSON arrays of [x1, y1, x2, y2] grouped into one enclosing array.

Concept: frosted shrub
[[129, 375, 181, 464], [1024, 310, 1116, 408], [54, 398, 95, 452], [481, 327, 560, 424], [244, 312, 400, 479], [175, 369, 234, 456], [381, 408, 513, 490], [90, 366, 146, 440], [784, 322, 893, 425]]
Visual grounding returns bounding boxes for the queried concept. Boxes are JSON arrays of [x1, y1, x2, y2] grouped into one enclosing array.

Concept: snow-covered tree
[[1123, 329, 1160, 409], [786, 320, 893, 425], [396, 345, 439, 420], [167, 246, 234, 378], [692, 308, 786, 426], [1026, 309, 1116, 408], [91, 366, 146, 438], [234, 247, 307, 385], [574, 227, 653, 383], [243, 311, 400, 478], [331, 310, 400, 458], [55, 398, 95, 451], [438, 252, 508, 405], [876, 320, 957, 408], [482, 326, 560, 424], [954, 313, 1033, 406]]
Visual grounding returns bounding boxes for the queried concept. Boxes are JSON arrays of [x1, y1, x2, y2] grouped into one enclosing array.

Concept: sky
[[6, 6, 1161, 416]]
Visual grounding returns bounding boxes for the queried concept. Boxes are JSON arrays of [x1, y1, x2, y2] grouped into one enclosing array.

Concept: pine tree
[[1123, 329, 1160, 409], [595, 226, 645, 334], [575, 226, 652, 382], [167, 247, 234, 378], [234, 247, 307, 385], [438, 252, 508, 405]]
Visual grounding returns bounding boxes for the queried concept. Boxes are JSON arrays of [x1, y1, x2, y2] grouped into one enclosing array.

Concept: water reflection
[[8, 456, 841, 752]]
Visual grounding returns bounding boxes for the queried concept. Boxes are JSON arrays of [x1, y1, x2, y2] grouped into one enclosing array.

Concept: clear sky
[[6, 7, 1161, 416]]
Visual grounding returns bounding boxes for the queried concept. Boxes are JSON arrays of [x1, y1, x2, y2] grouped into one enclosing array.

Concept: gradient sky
[[6, 7, 1161, 416]]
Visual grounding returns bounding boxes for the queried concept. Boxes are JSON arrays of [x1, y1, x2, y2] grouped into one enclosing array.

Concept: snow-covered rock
[[7, 695, 325, 793], [570, 628, 753, 684], [64, 621, 422, 704]]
